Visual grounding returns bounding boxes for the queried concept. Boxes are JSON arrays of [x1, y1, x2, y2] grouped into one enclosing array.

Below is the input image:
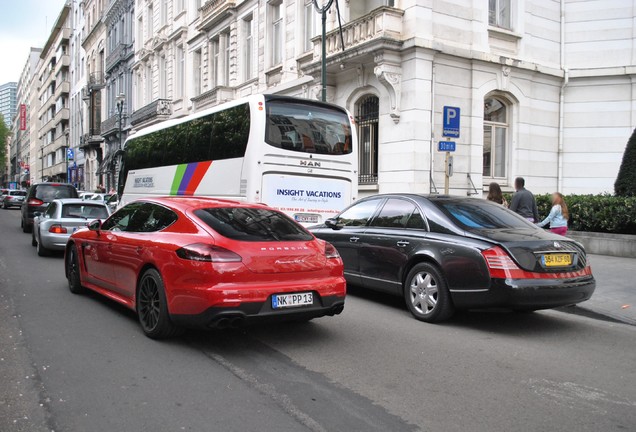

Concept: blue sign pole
[[442, 106, 461, 194]]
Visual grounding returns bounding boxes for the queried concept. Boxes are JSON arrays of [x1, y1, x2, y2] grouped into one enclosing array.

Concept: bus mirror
[[325, 218, 342, 230]]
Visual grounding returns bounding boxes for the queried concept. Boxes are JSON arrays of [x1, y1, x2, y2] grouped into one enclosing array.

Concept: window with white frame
[[161, 0, 168, 26], [243, 15, 254, 81], [145, 63, 153, 104], [210, 37, 220, 87], [488, 0, 511, 30], [175, 45, 185, 98], [270, 1, 283, 65], [138, 16, 143, 47], [303, 0, 315, 53], [193, 49, 202, 95], [135, 71, 143, 109], [176, 0, 185, 14], [147, 4, 153, 36], [159, 55, 167, 98], [482, 97, 508, 179], [191, 0, 202, 20], [222, 31, 230, 86], [356, 95, 379, 185]]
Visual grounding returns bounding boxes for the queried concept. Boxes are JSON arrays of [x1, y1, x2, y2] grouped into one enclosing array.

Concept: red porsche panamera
[[65, 197, 346, 339]]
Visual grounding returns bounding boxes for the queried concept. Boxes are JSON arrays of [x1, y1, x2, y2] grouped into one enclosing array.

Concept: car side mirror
[[88, 219, 102, 234], [325, 218, 343, 230]]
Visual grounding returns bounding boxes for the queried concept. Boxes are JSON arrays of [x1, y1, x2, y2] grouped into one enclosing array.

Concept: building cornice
[[40, 3, 71, 58], [104, 0, 134, 27]]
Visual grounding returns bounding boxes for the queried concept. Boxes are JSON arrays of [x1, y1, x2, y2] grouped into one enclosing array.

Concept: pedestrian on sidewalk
[[537, 192, 569, 236], [509, 177, 539, 222], [486, 182, 508, 206]]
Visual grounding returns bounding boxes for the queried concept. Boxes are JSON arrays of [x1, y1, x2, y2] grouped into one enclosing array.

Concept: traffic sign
[[438, 141, 456, 152], [67, 148, 74, 160], [443, 106, 460, 138]]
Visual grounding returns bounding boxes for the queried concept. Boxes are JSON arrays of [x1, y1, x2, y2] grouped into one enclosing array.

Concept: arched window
[[356, 95, 379, 185], [483, 97, 508, 179]]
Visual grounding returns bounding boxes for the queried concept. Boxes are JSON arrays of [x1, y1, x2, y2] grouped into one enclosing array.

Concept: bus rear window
[[265, 101, 352, 155]]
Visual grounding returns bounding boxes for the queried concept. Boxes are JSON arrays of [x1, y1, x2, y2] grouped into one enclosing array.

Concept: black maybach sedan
[[310, 194, 595, 323]]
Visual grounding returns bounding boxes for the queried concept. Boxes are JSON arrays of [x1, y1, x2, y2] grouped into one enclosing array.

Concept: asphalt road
[[1, 208, 635, 432]]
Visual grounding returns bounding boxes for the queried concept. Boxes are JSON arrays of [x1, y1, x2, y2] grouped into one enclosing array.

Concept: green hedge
[[615, 128, 636, 196], [504, 193, 636, 235]]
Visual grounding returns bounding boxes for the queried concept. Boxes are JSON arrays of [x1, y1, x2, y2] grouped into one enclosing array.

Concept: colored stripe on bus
[[183, 161, 212, 195], [170, 164, 188, 195], [171, 161, 213, 195]]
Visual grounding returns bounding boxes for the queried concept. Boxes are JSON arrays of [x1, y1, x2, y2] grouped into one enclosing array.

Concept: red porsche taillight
[[49, 224, 68, 234], [175, 243, 242, 263], [28, 198, 44, 206], [325, 242, 340, 259], [481, 246, 522, 279]]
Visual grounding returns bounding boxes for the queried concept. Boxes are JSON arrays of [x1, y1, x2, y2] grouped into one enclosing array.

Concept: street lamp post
[[116, 93, 125, 151], [40, 145, 44, 183], [65, 129, 70, 183], [114, 93, 125, 191], [313, 0, 334, 102]]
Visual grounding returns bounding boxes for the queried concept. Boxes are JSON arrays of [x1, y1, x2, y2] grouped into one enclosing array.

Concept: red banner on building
[[19, 104, 27, 131]]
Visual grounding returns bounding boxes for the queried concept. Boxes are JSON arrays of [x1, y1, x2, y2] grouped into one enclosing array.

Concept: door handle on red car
[[349, 237, 360, 243], [397, 240, 410, 247], [136, 246, 143, 255]]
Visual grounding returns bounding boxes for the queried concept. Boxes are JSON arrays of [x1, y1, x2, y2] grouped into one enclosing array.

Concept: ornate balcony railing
[[105, 43, 133, 73], [131, 99, 172, 126], [100, 115, 119, 136], [88, 72, 105, 89], [198, 0, 237, 30], [190, 86, 234, 111], [312, 6, 404, 59], [80, 131, 103, 150]]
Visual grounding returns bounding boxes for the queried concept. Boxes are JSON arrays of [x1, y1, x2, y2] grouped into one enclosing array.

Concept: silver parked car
[[2, 189, 27, 209], [32, 198, 111, 256]]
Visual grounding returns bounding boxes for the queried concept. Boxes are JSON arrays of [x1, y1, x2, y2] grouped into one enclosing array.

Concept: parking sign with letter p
[[443, 106, 460, 138]]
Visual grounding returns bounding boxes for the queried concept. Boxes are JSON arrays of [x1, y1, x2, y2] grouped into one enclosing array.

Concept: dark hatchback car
[[310, 194, 595, 322], [21, 183, 79, 233]]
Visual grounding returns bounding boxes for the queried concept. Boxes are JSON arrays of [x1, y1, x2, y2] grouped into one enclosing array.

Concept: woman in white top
[[537, 192, 569, 236]]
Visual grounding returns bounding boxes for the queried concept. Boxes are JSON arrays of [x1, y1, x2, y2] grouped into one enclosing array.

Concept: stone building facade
[[11, 49, 41, 187], [14, 0, 636, 196], [118, 0, 634, 197], [36, 4, 72, 183], [80, 0, 108, 192], [68, 0, 87, 190], [101, 0, 136, 191]]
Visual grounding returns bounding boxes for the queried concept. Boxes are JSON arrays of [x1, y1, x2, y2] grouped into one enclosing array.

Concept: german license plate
[[272, 292, 313, 309], [294, 214, 319, 224], [542, 253, 572, 267]]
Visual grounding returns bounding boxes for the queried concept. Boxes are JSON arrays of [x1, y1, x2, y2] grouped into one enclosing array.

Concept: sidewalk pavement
[[572, 254, 636, 326]]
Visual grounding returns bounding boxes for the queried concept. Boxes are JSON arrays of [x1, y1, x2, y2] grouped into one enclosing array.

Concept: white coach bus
[[117, 95, 358, 224]]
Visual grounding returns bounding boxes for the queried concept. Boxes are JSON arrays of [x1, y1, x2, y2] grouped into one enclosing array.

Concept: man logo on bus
[[300, 160, 321, 168]]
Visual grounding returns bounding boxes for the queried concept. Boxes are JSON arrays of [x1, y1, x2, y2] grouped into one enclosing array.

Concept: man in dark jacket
[[509, 177, 539, 222]]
